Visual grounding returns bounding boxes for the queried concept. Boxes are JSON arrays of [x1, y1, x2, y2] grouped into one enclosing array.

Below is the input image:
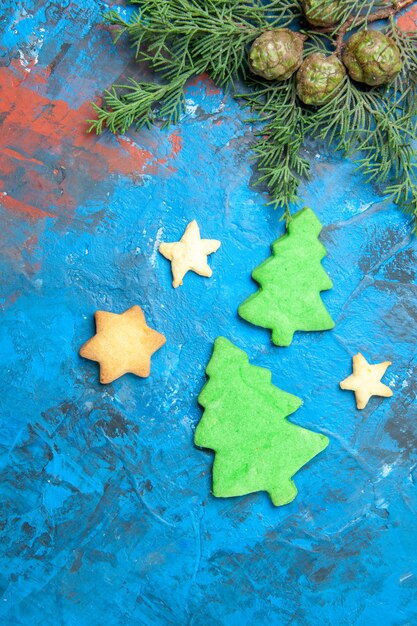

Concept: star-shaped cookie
[[79, 305, 166, 384], [159, 220, 220, 288], [340, 353, 393, 410]]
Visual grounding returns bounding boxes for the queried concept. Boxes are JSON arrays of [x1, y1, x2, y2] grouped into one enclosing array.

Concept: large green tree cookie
[[238, 207, 335, 346], [194, 338, 329, 506]]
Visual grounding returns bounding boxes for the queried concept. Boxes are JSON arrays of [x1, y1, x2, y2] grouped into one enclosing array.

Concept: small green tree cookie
[[238, 207, 334, 346], [194, 338, 329, 506]]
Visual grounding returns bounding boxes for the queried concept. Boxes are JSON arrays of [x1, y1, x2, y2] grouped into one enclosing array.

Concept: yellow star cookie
[[159, 220, 220, 288], [340, 353, 393, 410], [79, 305, 165, 384]]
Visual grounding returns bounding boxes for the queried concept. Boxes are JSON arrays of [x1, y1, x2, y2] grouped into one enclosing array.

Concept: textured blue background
[[1, 2, 417, 625]]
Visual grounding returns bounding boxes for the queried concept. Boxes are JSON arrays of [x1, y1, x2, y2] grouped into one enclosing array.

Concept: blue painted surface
[[1, 2, 417, 625]]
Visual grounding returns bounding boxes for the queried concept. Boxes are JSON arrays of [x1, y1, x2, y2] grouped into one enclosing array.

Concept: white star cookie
[[340, 353, 393, 410], [159, 220, 221, 288]]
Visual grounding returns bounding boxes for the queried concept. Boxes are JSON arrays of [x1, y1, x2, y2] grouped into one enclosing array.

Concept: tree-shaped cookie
[[194, 338, 329, 506], [238, 207, 334, 346]]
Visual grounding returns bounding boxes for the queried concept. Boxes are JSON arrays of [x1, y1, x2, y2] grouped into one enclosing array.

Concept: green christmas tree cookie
[[194, 338, 329, 506], [238, 207, 335, 346]]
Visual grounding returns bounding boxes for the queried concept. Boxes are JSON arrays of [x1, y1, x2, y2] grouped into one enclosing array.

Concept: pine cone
[[296, 53, 346, 105], [342, 30, 402, 86], [249, 29, 305, 81], [302, 0, 341, 27]]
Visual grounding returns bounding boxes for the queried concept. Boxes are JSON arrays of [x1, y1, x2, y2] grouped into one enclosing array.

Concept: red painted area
[[397, 6, 417, 31], [188, 73, 221, 96], [0, 187, 54, 220], [22, 233, 39, 252], [0, 66, 182, 222], [168, 130, 183, 156]]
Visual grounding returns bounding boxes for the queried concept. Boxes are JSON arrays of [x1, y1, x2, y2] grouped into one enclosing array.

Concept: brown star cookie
[[80, 305, 166, 383]]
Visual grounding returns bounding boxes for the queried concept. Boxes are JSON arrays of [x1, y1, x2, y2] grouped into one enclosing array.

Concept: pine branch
[[304, 41, 417, 227], [89, 0, 285, 133], [242, 79, 309, 222], [90, 0, 417, 228], [88, 74, 192, 133], [263, 0, 302, 27], [116, 0, 272, 84]]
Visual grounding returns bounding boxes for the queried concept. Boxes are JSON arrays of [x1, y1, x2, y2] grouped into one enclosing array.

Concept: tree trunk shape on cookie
[[238, 207, 335, 346], [194, 337, 329, 506]]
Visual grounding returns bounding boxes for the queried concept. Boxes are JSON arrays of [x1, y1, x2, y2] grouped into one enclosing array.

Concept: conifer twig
[[89, 0, 417, 229]]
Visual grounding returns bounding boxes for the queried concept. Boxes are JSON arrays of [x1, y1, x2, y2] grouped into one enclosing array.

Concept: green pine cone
[[342, 29, 402, 86], [249, 29, 305, 81], [296, 53, 346, 105], [302, 0, 341, 27]]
